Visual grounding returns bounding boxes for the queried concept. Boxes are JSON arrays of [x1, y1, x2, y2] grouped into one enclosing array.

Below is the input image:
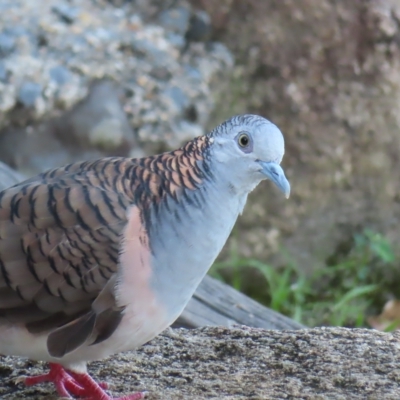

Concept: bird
[[0, 114, 290, 399]]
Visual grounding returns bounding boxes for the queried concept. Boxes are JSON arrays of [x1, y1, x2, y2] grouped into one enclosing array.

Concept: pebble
[[0, 32, 15, 56], [150, 66, 172, 81], [49, 65, 71, 85], [163, 85, 189, 114], [51, 4, 79, 24], [0, 63, 8, 82], [18, 82, 42, 107], [131, 38, 168, 62], [185, 10, 212, 43], [58, 79, 134, 152], [158, 6, 191, 35], [184, 65, 202, 81], [166, 32, 186, 49]]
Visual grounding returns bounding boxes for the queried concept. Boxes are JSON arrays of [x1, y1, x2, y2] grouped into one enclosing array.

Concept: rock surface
[[0, 162, 25, 191], [0, 0, 233, 175], [1, 326, 400, 399], [191, 0, 400, 272]]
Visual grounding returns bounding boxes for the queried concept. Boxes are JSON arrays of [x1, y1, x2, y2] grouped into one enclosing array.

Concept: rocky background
[[188, 0, 400, 274], [0, 0, 232, 173], [1, 0, 400, 281]]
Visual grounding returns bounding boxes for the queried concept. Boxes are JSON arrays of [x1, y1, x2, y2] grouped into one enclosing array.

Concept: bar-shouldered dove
[[0, 114, 290, 399]]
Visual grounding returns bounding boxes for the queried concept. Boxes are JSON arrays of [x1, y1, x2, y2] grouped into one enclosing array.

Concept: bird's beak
[[258, 161, 290, 199]]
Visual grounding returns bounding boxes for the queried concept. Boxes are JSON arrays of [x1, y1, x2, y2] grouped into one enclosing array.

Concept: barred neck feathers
[[26, 135, 214, 207], [135, 135, 214, 197], [18, 114, 286, 211]]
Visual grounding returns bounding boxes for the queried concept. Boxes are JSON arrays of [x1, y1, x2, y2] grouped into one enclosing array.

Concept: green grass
[[210, 229, 400, 328]]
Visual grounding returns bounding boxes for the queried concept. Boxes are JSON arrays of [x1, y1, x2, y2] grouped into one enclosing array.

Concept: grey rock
[[0, 2, 15, 13], [183, 65, 202, 81], [28, 151, 72, 175], [54, 79, 135, 153], [0, 125, 106, 177], [166, 32, 185, 49], [209, 42, 235, 69], [0, 127, 71, 176], [158, 6, 190, 35], [150, 65, 172, 81], [0, 32, 15, 56], [0, 0, 233, 170], [131, 38, 168, 62], [17, 82, 42, 107], [0, 63, 8, 82], [185, 10, 212, 43], [0, 161, 26, 191], [162, 85, 189, 113], [51, 4, 79, 24], [169, 120, 203, 148], [4, 26, 29, 38], [49, 65, 71, 85]]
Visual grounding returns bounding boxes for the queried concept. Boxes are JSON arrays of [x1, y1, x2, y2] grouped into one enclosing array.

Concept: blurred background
[[1, 0, 400, 331]]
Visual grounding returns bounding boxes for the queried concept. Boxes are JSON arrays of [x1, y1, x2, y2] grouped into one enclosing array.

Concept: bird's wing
[[0, 160, 140, 357]]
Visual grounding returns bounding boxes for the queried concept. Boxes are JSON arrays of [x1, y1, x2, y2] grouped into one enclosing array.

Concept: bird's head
[[209, 114, 290, 198]]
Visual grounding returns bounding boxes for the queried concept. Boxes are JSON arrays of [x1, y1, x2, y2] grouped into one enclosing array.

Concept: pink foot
[[22, 363, 86, 398], [19, 363, 146, 400], [69, 370, 146, 400]]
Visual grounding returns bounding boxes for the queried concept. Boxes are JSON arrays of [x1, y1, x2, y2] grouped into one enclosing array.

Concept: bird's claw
[[14, 375, 28, 385]]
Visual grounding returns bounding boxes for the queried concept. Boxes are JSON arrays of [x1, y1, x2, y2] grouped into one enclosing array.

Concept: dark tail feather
[[47, 312, 96, 358], [91, 306, 125, 346]]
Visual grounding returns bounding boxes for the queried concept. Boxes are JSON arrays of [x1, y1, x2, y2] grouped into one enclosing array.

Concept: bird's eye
[[238, 133, 250, 148]]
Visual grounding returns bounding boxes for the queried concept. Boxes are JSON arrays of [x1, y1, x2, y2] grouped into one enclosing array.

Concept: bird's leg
[[68, 370, 146, 400], [20, 363, 86, 398], [19, 362, 142, 399]]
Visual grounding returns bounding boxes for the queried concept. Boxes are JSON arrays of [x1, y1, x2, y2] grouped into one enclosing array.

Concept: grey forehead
[[232, 115, 285, 162], [229, 114, 272, 126], [210, 114, 285, 162], [210, 114, 276, 136]]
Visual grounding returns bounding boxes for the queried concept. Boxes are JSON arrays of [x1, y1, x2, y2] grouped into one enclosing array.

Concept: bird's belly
[[0, 321, 50, 361], [106, 300, 171, 353], [149, 202, 241, 318], [0, 295, 170, 369], [61, 293, 171, 365]]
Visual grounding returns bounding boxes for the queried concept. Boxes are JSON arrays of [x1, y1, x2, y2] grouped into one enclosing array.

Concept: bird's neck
[[146, 156, 248, 320], [135, 135, 214, 189]]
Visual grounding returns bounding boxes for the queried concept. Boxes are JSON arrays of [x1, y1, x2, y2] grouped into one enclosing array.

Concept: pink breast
[[114, 206, 169, 350]]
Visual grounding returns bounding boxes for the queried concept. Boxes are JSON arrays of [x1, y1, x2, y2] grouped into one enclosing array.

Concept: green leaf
[[332, 285, 378, 311]]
